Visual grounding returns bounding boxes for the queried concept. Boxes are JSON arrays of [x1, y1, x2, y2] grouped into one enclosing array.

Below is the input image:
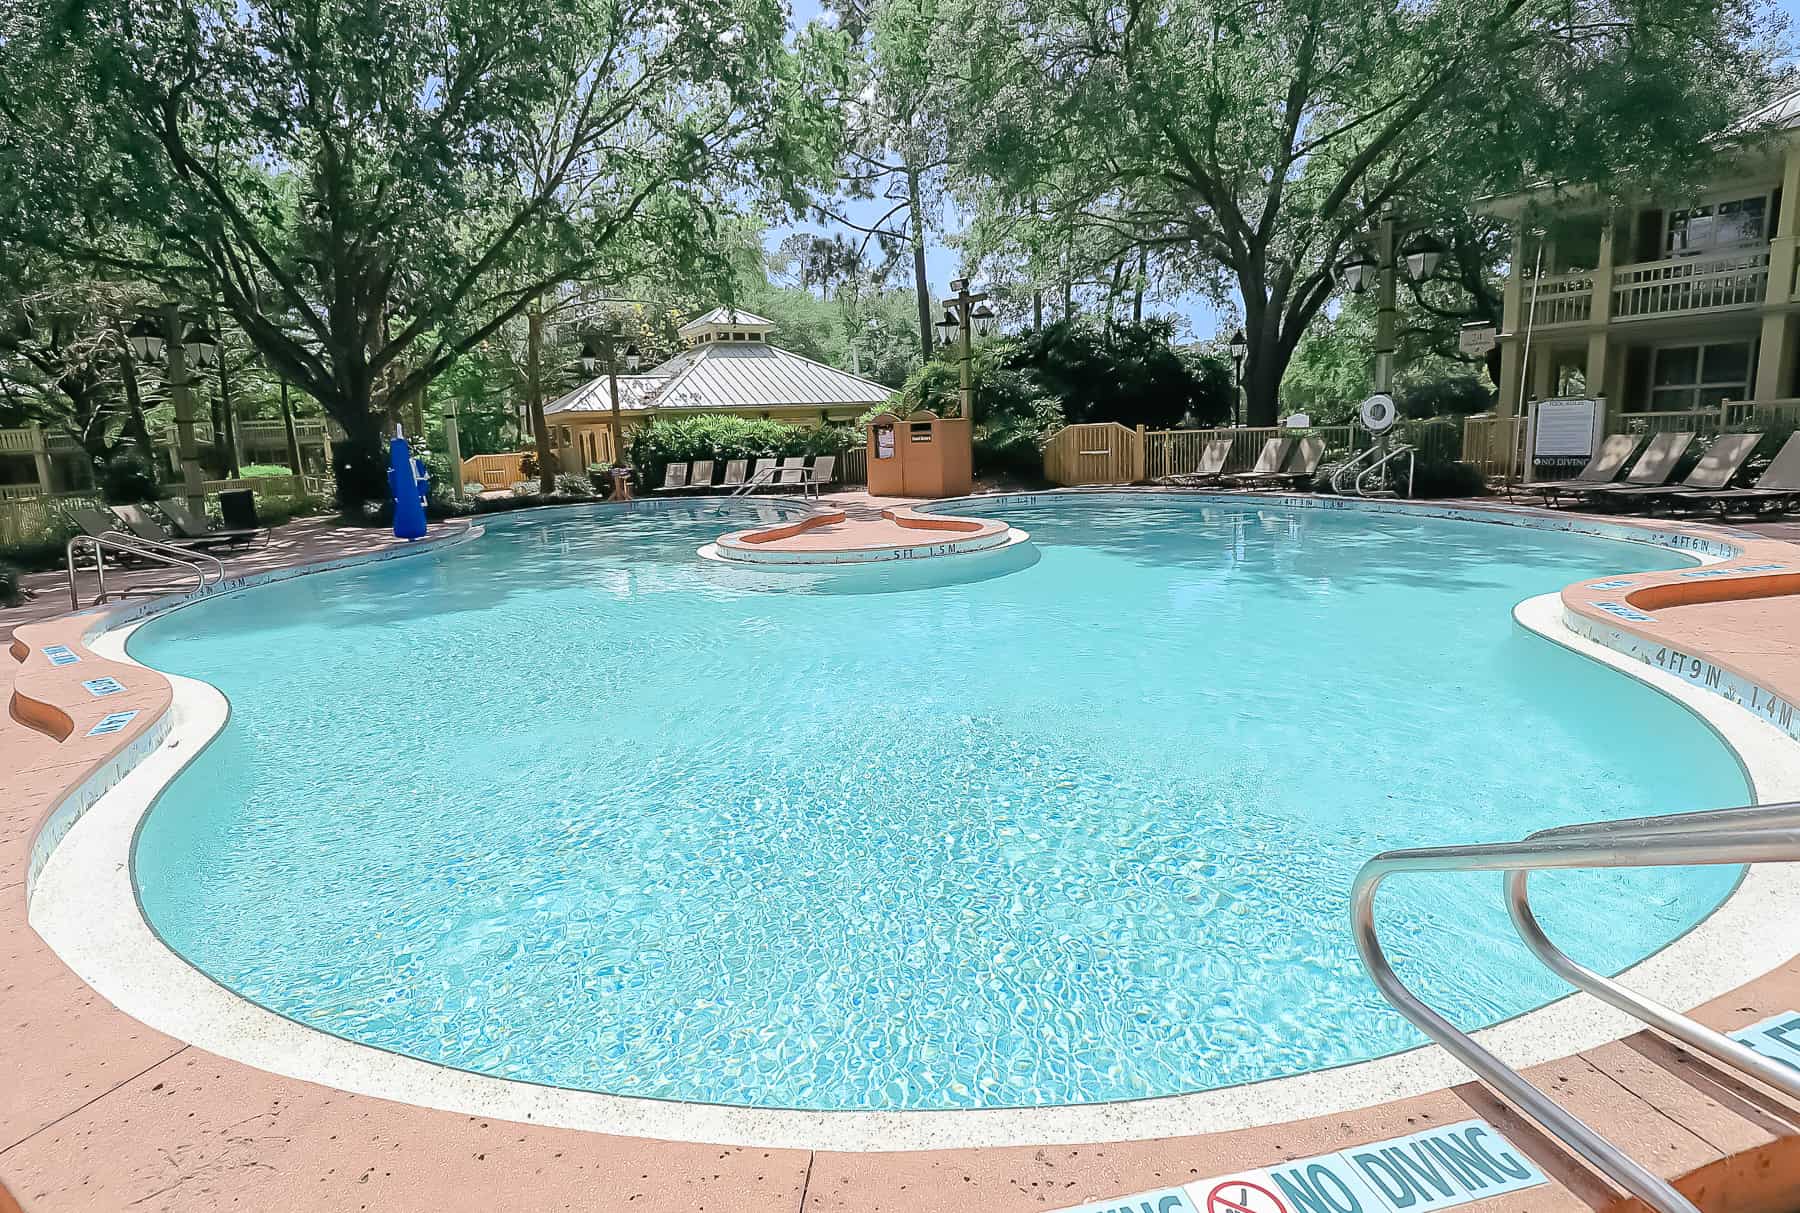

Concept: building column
[[1755, 140, 1800, 401], [1497, 226, 1527, 420], [1586, 216, 1616, 428], [29, 423, 54, 494], [1531, 346, 1555, 401]]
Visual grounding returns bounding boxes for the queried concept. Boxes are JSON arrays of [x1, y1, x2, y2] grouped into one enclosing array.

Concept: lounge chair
[[114, 504, 252, 551], [1671, 432, 1800, 515], [751, 457, 777, 487], [774, 456, 806, 488], [720, 459, 749, 489], [654, 462, 690, 492], [1512, 434, 1641, 504], [1157, 438, 1232, 487], [1566, 431, 1696, 506], [1583, 432, 1760, 512], [1221, 437, 1296, 488], [687, 460, 715, 491], [158, 497, 266, 548], [1265, 435, 1326, 488], [808, 455, 837, 488]]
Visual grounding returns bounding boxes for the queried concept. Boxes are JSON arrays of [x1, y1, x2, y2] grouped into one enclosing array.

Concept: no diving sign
[[1052, 1119, 1547, 1213]]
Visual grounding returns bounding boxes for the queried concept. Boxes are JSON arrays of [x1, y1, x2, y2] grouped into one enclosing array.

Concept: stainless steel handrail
[[728, 466, 819, 500], [1355, 442, 1416, 497], [1352, 805, 1800, 1213], [1330, 445, 1381, 494], [65, 531, 223, 608]]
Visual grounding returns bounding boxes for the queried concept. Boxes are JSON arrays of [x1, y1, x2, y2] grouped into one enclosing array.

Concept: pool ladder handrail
[[728, 465, 820, 501], [1329, 445, 1381, 495], [1352, 801, 1800, 1213], [1355, 442, 1415, 497], [66, 530, 226, 609]]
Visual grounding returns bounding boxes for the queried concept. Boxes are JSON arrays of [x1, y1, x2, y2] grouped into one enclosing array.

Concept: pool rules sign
[[1051, 1119, 1548, 1213]]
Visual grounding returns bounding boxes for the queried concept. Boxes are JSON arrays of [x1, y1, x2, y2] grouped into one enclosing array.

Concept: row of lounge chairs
[[1514, 430, 1800, 515], [655, 455, 837, 494], [1156, 436, 1326, 489], [71, 499, 269, 552]]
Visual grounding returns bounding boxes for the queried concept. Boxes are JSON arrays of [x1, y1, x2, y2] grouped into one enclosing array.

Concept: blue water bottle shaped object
[[389, 426, 428, 540]]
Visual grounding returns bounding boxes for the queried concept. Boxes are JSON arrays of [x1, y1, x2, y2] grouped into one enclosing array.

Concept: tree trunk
[[528, 307, 555, 494], [1132, 247, 1147, 325], [1032, 291, 1043, 330], [1241, 320, 1289, 427], [114, 336, 155, 458], [907, 169, 932, 362], [330, 401, 388, 515], [217, 347, 242, 478], [279, 379, 304, 476]]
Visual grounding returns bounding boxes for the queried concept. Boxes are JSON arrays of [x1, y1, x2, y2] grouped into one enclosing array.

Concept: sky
[[772, 0, 1800, 347]]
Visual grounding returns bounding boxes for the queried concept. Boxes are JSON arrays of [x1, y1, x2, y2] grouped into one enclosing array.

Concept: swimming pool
[[129, 496, 1747, 1112]]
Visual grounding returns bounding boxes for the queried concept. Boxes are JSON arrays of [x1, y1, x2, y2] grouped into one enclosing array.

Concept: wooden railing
[[1525, 272, 1595, 326], [1461, 414, 1524, 475], [1141, 424, 1358, 482], [1612, 249, 1769, 319], [462, 452, 531, 490]]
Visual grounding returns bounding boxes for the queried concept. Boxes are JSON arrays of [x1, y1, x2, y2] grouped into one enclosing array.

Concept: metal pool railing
[[1352, 802, 1800, 1213]]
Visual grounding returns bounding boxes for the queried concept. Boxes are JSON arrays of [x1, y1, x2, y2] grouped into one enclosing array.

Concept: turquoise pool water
[[131, 497, 1748, 1111]]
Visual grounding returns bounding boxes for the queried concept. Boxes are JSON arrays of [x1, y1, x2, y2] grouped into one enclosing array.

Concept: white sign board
[[1531, 397, 1602, 460], [1731, 1010, 1800, 1071], [1458, 325, 1498, 356]]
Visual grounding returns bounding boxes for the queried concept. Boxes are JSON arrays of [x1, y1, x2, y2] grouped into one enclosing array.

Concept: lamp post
[[580, 320, 641, 467], [1228, 328, 1248, 428], [1341, 215, 1444, 482], [128, 306, 215, 517], [939, 279, 995, 420], [1341, 212, 1444, 395]]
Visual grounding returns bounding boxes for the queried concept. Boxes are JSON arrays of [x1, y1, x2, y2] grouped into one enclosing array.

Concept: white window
[[1649, 342, 1753, 411], [1666, 195, 1768, 255]]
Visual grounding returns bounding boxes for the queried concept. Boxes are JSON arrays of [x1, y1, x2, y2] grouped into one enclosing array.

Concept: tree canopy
[[939, 0, 1788, 422]]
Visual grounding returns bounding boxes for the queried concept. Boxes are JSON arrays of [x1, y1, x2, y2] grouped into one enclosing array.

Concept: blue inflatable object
[[389, 428, 429, 540]]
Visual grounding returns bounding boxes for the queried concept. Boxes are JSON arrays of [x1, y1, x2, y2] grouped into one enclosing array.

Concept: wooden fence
[[462, 452, 531, 490], [1043, 422, 1146, 485], [839, 445, 868, 486]]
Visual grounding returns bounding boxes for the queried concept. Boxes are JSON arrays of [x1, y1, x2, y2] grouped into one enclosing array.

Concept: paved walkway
[[4, 493, 1800, 1212]]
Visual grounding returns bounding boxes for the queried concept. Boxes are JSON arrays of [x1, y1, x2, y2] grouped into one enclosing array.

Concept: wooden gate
[[1042, 423, 1145, 486]]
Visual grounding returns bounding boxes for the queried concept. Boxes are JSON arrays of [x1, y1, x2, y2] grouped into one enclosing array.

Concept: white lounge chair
[[688, 460, 715, 491], [775, 456, 806, 487], [1222, 437, 1294, 487], [654, 462, 690, 492], [721, 459, 748, 488], [1157, 438, 1232, 487], [808, 455, 836, 488]]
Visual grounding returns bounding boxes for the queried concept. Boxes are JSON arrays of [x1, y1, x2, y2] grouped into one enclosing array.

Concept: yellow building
[[1484, 90, 1800, 436], [541, 307, 895, 469]]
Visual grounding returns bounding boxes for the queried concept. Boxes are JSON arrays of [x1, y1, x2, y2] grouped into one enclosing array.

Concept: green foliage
[[99, 451, 160, 505], [0, 561, 19, 607], [1409, 458, 1488, 499], [624, 415, 857, 485], [2, 0, 840, 510], [1397, 375, 1493, 419], [237, 463, 295, 479], [892, 319, 1228, 434]]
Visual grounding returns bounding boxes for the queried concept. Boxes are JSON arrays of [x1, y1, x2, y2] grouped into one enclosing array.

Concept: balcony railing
[[1611, 249, 1769, 319], [1523, 246, 1774, 326], [1524, 270, 1594, 325]]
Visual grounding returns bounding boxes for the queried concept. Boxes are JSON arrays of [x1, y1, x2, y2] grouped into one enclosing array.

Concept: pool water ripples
[[130, 498, 1746, 1110]]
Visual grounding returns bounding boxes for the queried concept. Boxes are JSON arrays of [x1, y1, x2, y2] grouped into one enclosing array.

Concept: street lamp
[[1228, 328, 1248, 428], [126, 314, 164, 362], [1341, 245, 1379, 294], [184, 319, 220, 369], [940, 279, 991, 419], [935, 310, 958, 348], [970, 302, 997, 337], [1402, 233, 1446, 282]]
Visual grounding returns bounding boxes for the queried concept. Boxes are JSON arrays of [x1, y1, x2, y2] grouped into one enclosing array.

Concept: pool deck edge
[[4, 495, 1800, 1212]]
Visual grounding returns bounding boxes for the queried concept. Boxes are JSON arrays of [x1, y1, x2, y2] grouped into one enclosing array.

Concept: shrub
[[1396, 374, 1494, 419], [0, 561, 20, 607], [553, 473, 594, 497], [624, 415, 856, 486], [100, 450, 161, 504], [1313, 450, 1486, 498], [1410, 458, 1487, 498], [237, 463, 296, 478]]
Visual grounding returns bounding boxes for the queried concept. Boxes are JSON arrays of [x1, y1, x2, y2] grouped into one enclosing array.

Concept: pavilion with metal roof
[[542, 306, 894, 468]]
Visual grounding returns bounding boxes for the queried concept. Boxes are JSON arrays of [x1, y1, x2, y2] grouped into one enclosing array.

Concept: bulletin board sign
[[1529, 397, 1603, 466]]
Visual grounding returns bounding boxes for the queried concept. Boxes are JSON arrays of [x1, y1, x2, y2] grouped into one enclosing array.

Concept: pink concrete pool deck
[[711, 504, 1014, 564], [4, 494, 1800, 1211]]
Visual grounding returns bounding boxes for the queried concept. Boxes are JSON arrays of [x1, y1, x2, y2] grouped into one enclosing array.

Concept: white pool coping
[[24, 497, 1800, 1152]]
